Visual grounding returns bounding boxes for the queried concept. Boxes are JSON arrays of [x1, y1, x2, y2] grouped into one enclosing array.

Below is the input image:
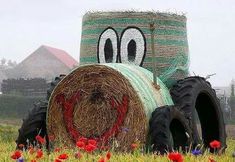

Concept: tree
[[229, 79, 235, 118], [1, 58, 6, 66], [7, 60, 14, 67]]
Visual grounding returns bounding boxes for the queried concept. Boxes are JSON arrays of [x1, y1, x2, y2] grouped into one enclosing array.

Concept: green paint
[[105, 63, 173, 120], [80, 56, 97, 62], [145, 55, 187, 63], [81, 38, 188, 46], [80, 56, 188, 65], [83, 18, 186, 28], [82, 27, 186, 36]]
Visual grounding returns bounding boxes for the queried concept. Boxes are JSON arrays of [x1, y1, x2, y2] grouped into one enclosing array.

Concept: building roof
[[42, 45, 78, 68]]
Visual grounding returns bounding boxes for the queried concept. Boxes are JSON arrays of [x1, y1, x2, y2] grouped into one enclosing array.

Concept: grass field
[[1, 123, 235, 162]]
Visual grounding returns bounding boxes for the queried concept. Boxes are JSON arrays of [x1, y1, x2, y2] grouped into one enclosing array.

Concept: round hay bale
[[47, 63, 173, 151], [79, 11, 189, 88]]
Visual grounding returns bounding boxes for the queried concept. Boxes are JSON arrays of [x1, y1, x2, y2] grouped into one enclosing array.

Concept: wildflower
[[54, 147, 61, 152], [98, 157, 106, 162], [58, 153, 69, 160], [18, 144, 24, 148], [106, 152, 111, 160], [192, 149, 202, 156], [17, 157, 24, 162], [35, 135, 45, 144], [122, 127, 129, 133], [85, 143, 97, 153], [31, 160, 37, 162], [29, 148, 35, 154], [168, 152, 184, 162], [75, 152, 82, 159], [209, 140, 221, 149], [88, 139, 97, 146], [131, 143, 138, 150], [78, 137, 88, 143], [36, 149, 43, 158], [209, 157, 216, 162], [76, 141, 85, 149], [11, 150, 21, 159], [54, 159, 62, 162]]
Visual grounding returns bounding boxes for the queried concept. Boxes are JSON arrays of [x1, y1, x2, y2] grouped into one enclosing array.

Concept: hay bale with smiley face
[[47, 63, 173, 151]]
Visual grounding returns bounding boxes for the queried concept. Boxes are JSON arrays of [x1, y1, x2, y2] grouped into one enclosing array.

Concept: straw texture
[[80, 11, 189, 88], [47, 64, 173, 151]]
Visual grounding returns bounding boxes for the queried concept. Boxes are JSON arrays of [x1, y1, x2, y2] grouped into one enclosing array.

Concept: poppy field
[[0, 123, 235, 162]]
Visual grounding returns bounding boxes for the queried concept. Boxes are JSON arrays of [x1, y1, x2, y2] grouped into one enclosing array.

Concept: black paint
[[127, 39, 136, 62], [120, 26, 146, 66], [104, 38, 113, 63], [97, 27, 119, 63]]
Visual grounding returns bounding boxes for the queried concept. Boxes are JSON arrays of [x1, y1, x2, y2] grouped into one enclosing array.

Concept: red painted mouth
[[56, 91, 129, 144]]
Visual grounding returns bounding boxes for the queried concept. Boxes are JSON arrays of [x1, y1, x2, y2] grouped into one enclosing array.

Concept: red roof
[[42, 45, 78, 68]]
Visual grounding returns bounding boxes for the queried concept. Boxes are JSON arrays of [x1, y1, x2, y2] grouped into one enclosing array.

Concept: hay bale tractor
[[16, 11, 226, 153]]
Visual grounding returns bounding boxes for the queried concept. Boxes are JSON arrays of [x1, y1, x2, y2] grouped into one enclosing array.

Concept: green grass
[[1, 124, 235, 162]]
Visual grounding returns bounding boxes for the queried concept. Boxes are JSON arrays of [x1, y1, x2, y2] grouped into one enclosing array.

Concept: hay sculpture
[[79, 11, 189, 88], [47, 64, 173, 151]]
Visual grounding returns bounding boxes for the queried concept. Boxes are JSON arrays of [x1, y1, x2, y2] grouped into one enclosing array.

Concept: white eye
[[97, 27, 119, 63], [120, 27, 146, 66]]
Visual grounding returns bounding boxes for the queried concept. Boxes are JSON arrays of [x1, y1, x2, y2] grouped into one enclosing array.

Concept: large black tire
[[16, 101, 47, 148], [170, 76, 226, 151], [149, 105, 192, 154], [46, 74, 66, 100], [16, 75, 65, 149]]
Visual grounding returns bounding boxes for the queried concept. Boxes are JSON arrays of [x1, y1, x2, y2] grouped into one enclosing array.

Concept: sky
[[0, 0, 235, 86]]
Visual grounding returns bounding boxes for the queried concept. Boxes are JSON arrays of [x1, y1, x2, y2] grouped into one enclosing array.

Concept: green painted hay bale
[[80, 11, 189, 88]]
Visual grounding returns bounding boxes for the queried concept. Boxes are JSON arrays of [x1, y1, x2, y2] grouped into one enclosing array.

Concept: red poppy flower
[[209, 157, 216, 162], [76, 141, 85, 149], [168, 152, 184, 162], [78, 137, 88, 144], [31, 160, 37, 162], [209, 140, 221, 149], [18, 144, 24, 148], [36, 149, 43, 158], [11, 150, 21, 159], [85, 143, 97, 153], [54, 147, 61, 152], [75, 152, 82, 159], [35, 135, 45, 144], [88, 139, 97, 146], [58, 153, 69, 160], [54, 159, 62, 162], [29, 148, 35, 154], [131, 143, 138, 150], [106, 152, 111, 160], [98, 157, 106, 162]]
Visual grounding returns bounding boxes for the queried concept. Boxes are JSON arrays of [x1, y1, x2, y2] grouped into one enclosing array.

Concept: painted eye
[[97, 27, 119, 63], [120, 27, 146, 66]]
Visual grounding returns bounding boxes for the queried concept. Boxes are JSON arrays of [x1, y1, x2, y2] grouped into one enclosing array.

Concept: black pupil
[[127, 39, 136, 62], [104, 38, 113, 63]]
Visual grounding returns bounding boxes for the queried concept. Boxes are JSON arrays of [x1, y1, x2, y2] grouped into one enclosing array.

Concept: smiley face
[[80, 11, 189, 88]]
